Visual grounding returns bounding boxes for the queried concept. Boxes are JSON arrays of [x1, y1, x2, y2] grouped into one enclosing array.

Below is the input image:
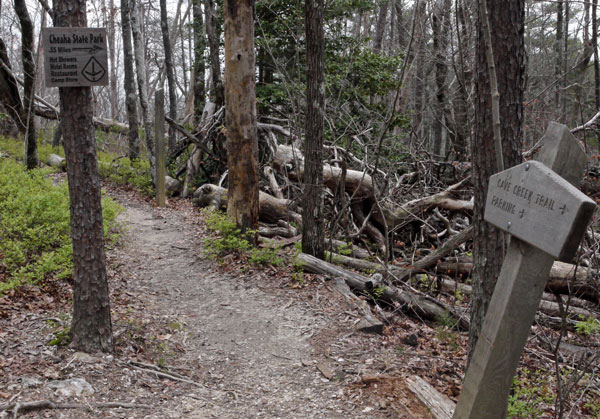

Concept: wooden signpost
[[452, 122, 596, 418], [155, 88, 166, 207], [42, 27, 108, 87]]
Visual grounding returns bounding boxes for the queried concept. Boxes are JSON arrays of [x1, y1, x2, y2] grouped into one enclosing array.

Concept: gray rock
[[48, 378, 94, 397]]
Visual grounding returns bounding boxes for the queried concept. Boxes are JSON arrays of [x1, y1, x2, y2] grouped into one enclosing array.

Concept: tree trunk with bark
[[302, 0, 325, 259], [205, 0, 224, 107], [223, 0, 260, 238], [121, 0, 140, 160], [373, 1, 389, 53], [431, 0, 450, 160], [469, 0, 525, 359], [555, 0, 563, 116], [192, 0, 206, 126], [129, 0, 155, 174], [0, 38, 24, 134], [14, 0, 38, 169], [53, 0, 113, 353], [412, 1, 426, 140], [159, 0, 177, 150], [107, 0, 118, 120]]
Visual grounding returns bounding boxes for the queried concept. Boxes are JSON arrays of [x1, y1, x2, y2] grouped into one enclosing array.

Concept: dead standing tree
[[223, 0, 260, 237]]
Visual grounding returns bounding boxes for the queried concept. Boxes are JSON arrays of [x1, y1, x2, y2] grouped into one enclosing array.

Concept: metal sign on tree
[[42, 27, 108, 87]]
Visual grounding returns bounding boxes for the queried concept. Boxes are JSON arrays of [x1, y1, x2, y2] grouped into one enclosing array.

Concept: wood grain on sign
[[484, 160, 595, 261], [42, 27, 108, 87]]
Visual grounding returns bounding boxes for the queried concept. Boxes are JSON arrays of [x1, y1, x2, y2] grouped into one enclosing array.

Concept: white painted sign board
[[485, 160, 595, 262], [42, 27, 108, 87]]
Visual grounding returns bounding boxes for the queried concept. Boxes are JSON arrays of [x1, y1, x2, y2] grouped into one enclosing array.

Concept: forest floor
[[0, 184, 452, 418]]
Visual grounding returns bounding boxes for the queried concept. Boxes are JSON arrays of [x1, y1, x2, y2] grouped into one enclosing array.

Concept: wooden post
[[155, 88, 166, 207], [453, 122, 595, 418]]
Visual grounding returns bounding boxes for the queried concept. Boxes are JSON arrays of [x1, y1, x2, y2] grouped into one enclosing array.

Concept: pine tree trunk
[[469, 0, 524, 360], [121, 0, 140, 160], [555, 1, 563, 116], [108, 0, 118, 120], [224, 0, 259, 237], [205, 0, 224, 107], [160, 0, 177, 150], [130, 0, 155, 173], [14, 0, 38, 170], [412, 1, 426, 140], [373, 1, 389, 53], [192, 0, 206, 125], [431, 0, 450, 161], [302, 0, 325, 259], [52, 0, 113, 353]]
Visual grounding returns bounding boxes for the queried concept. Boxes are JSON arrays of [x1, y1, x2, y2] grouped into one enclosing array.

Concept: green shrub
[[507, 369, 554, 418], [0, 135, 62, 164], [202, 208, 282, 266], [0, 158, 123, 293], [97, 152, 153, 195], [575, 315, 600, 336], [0, 136, 153, 195]]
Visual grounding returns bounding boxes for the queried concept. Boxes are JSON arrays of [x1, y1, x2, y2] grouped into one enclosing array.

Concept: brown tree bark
[[431, 0, 451, 160], [121, 0, 140, 160], [14, 0, 38, 169], [412, 1, 426, 140], [53, 0, 113, 353], [205, 0, 224, 107], [107, 0, 118, 120], [373, 1, 389, 53], [159, 0, 177, 150], [555, 0, 563, 115], [224, 0, 259, 238], [302, 0, 325, 259], [469, 0, 525, 359], [0, 38, 24, 133], [593, 0, 600, 152], [129, 0, 155, 173], [192, 0, 206, 125]]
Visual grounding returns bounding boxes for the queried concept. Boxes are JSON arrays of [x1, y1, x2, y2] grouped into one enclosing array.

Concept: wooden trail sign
[[485, 160, 595, 261], [452, 122, 596, 419], [42, 27, 108, 87]]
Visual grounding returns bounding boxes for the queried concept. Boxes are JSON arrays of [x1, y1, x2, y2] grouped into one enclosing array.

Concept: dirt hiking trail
[[0, 188, 434, 418]]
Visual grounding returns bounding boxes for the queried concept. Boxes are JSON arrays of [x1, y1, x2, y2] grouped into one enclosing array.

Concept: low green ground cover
[[0, 155, 122, 294]]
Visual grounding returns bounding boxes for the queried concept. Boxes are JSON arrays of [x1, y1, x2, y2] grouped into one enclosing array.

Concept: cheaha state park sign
[[42, 27, 108, 88]]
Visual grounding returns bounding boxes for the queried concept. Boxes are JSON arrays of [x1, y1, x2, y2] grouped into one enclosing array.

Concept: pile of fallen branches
[[30, 94, 600, 333]]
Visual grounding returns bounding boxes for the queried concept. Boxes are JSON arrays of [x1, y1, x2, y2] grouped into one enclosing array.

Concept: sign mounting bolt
[[525, 163, 530, 171], [507, 221, 512, 229]]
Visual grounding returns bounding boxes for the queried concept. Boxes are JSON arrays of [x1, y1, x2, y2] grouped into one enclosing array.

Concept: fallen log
[[328, 277, 384, 334], [437, 277, 600, 321], [407, 375, 454, 419], [46, 153, 65, 170], [165, 176, 182, 196], [273, 144, 375, 201], [375, 178, 473, 229], [438, 259, 598, 303], [393, 226, 473, 282], [328, 239, 372, 260], [258, 220, 298, 238], [192, 184, 302, 225], [324, 248, 600, 324], [33, 105, 128, 134], [297, 253, 470, 330]]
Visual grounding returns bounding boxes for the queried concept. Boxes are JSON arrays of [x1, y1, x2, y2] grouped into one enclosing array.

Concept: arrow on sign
[[72, 45, 104, 54]]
